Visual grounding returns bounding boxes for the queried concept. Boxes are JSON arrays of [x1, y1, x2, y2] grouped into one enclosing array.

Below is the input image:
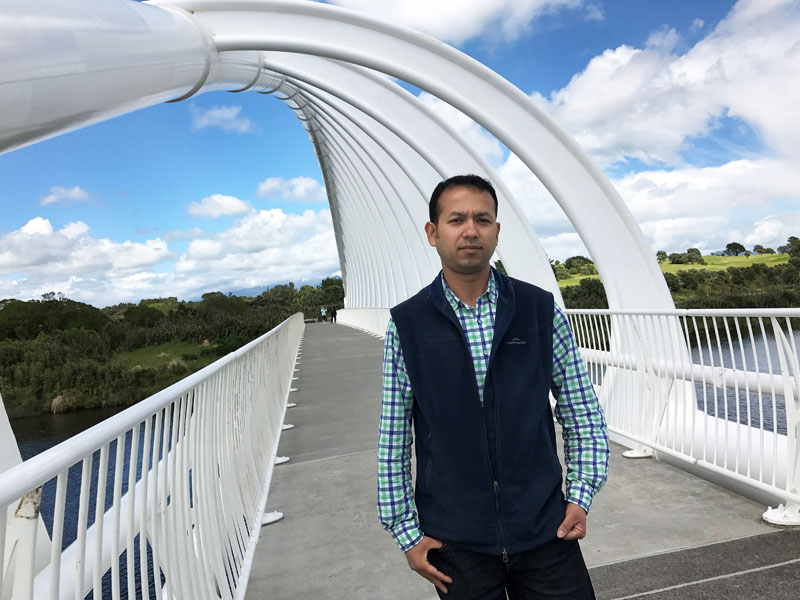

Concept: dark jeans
[[428, 538, 595, 600]]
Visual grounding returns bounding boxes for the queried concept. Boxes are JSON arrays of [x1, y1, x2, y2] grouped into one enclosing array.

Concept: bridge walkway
[[245, 323, 800, 600]]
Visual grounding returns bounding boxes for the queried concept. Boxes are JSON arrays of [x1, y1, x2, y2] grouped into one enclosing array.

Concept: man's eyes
[[449, 217, 491, 224]]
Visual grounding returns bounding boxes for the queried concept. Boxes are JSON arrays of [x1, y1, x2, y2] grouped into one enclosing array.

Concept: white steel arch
[[0, 0, 673, 310]]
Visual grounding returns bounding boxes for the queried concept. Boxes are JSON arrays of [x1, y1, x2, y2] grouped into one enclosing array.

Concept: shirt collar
[[441, 269, 497, 311]]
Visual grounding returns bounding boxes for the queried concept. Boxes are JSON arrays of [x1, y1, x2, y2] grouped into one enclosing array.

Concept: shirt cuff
[[566, 480, 597, 514], [389, 521, 424, 552]]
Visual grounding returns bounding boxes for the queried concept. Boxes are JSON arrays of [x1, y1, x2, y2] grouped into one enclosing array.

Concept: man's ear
[[425, 221, 437, 247]]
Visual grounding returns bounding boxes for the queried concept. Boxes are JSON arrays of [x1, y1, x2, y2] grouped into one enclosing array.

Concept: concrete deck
[[245, 322, 800, 600]]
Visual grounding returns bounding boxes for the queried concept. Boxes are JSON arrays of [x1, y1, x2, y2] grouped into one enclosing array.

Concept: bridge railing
[[0, 313, 304, 600], [565, 308, 800, 520]]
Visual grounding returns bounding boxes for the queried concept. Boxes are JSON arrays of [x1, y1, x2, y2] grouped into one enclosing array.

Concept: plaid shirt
[[378, 272, 609, 552]]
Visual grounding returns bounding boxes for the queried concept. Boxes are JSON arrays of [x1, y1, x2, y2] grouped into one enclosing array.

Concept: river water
[[12, 405, 129, 461]]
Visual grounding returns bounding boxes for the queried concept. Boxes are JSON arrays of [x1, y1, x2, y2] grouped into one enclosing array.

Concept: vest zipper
[[492, 377, 508, 558], [493, 478, 508, 561]]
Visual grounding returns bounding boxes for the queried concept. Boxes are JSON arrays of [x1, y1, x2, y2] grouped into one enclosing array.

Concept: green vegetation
[[659, 253, 788, 272], [558, 237, 800, 310], [108, 341, 216, 370], [0, 278, 343, 418]]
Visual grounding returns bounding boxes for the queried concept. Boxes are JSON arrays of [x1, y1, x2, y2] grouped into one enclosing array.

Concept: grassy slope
[[558, 254, 789, 289], [110, 341, 217, 370]]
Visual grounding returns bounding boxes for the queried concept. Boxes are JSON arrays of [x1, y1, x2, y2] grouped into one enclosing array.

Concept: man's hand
[[557, 502, 587, 540], [405, 536, 453, 594]]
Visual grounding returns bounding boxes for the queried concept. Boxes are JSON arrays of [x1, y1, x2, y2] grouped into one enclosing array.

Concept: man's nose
[[463, 218, 478, 236]]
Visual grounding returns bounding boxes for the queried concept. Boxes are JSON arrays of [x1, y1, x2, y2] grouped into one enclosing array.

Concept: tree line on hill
[[657, 236, 800, 264], [0, 278, 343, 418], [3, 237, 799, 419], [557, 236, 800, 310]]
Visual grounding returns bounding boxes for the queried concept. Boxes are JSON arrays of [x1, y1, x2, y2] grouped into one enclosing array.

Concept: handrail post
[[763, 318, 800, 525]]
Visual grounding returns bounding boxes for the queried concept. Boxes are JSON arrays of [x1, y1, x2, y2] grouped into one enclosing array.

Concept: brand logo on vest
[[506, 337, 527, 345]]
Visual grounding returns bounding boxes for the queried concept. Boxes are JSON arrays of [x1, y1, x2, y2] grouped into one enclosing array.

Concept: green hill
[[558, 253, 790, 289]]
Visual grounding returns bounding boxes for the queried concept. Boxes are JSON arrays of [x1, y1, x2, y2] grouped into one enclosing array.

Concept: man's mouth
[[460, 245, 482, 250]]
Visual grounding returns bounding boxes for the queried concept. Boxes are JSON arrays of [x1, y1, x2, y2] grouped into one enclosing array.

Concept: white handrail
[[1, 313, 304, 600], [565, 309, 800, 514]]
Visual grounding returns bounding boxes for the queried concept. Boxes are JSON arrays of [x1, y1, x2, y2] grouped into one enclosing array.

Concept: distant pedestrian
[[330, 306, 337, 323], [320, 307, 327, 322]]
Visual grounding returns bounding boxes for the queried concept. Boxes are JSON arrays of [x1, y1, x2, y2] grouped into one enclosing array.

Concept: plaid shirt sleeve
[[378, 318, 423, 552], [551, 302, 610, 513]]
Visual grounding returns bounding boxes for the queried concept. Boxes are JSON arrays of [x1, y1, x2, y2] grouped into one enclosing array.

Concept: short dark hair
[[429, 174, 498, 224]]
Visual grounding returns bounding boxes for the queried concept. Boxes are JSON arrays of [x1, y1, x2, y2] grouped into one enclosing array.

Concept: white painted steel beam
[[263, 54, 561, 300], [171, 0, 673, 309], [1, 0, 673, 311]]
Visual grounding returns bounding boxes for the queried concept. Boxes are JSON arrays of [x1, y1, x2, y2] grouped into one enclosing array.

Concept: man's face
[[425, 185, 500, 275]]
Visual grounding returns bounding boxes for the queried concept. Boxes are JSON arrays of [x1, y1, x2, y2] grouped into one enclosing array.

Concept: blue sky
[[2, 0, 799, 306]]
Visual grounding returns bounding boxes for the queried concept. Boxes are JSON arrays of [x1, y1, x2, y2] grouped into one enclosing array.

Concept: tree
[[663, 272, 680, 293], [724, 242, 746, 256], [560, 278, 608, 309], [563, 256, 593, 271], [656, 250, 667, 262], [124, 305, 164, 327], [318, 277, 344, 308], [552, 264, 570, 280], [786, 236, 800, 258], [686, 248, 705, 264], [668, 253, 688, 264], [752, 244, 775, 255]]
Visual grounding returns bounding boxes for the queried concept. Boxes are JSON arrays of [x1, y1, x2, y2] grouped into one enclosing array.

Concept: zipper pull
[[493, 480, 499, 494], [502, 548, 509, 563]]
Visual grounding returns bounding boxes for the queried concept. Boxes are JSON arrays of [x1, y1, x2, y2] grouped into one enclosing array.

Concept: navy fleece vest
[[390, 269, 565, 555]]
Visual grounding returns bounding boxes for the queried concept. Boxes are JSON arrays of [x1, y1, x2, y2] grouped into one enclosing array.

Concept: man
[[378, 174, 609, 599], [330, 306, 337, 324]]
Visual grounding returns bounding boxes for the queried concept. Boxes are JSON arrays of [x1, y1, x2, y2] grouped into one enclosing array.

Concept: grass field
[[558, 254, 789, 289], [110, 341, 217, 370]]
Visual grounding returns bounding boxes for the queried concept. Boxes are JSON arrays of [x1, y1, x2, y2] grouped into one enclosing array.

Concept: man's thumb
[[556, 516, 573, 538]]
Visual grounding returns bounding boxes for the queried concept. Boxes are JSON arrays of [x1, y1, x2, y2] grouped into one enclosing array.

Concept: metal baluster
[[93, 445, 109, 599], [49, 472, 67, 600], [74, 457, 91, 600]]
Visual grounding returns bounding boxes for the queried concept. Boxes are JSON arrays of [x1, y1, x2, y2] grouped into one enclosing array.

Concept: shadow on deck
[[246, 323, 800, 600]]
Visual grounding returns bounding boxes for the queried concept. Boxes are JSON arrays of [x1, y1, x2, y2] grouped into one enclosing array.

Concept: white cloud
[[690, 18, 705, 32], [257, 176, 327, 203], [20, 217, 53, 235], [532, 0, 800, 166], [0, 218, 173, 278], [190, 105, 253, 133], [638, 216, 729, 254], [613, 159, 800, 224], [162, 228, 204, 243], [744, 213, 800, 249], [185, 239, 224, 260], [327, 0, 584, 45], [60, 221, 90, 239], [187, 194, 252, 218], [0, 208, 339, 307], [39, 185, 88, 206], [538, 231, 590, 262], [584, 3, 603, 21]]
